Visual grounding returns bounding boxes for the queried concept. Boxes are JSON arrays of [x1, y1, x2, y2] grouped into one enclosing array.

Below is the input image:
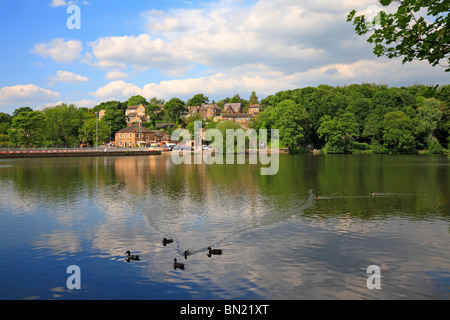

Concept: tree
[[382, 111, 416, 153], [187, 94, 209, 107], [0, 112, 12, 135], [214, 120, 243, 153], [145, 97, 165, 127], [164, 98, 187, 124], [95, 101, 127, 139], [249, 91, 259, 105], [127, 95, 148, 107], [346, 97, 371, 135], [272, 100, 309, 151], [42, 104, 88, 147], [347, 0, 450, 71], [101, 109, 127, 141], [78, 117, 109, 146], [93, 100, 127, 114], [12, 106, 33, 118], [318, 112, 359, 153], [416, 98, 444, 151], [10, 111, 46, 146]]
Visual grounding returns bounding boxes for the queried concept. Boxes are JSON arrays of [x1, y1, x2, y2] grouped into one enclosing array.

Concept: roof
[[223, 103, 243, 113], [116, 124, 153, 134], [156, 123, 174, 129], [127, 104, 144, 110], [200, 104, 221, 111], [221, 113, 254, 118]]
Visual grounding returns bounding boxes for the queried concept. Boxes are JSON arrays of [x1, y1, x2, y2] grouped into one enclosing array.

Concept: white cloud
[[49, 70, 90, 85], [138, 0, 371, 74], [84, 0, 447, 96], [89, 34, 191, 76], [0, 84, 61, 107], [48, 0, 74, 7], [91, 69, 295, 103], [32, 38, 83, 63], [91, 80, 144, 101], [104, 70, 130, 80], [91, 56, 446, 104]]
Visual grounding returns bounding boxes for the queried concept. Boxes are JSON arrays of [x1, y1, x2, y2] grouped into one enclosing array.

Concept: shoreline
[[0, 149, 161, 159]]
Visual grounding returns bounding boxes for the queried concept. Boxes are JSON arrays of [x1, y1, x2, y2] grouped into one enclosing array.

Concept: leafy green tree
[[11, 111, 46, 146], [42, 104, 88, 147], [416, 98, 445, 151], [213, 120, 243, 153], [272, 100, 309, 151], [127, 95, 148, 107], [0, 134, 10, 147], [12, 107, 33, 118], [382, 111, 416, 153], [304, 87, 340, 131], [0, 112, 12, 135], [148, 97, 165, 105], [417, 98, 443, 140], [164, 98, 187, 124], [363, 89, 405, 141], [79, 117, 109, 147], [346, 97, 371, 135], [96, 101, 127, 140], [318, 112, 359, 153], [347, 0, 450, 71], [187, 94, 209, 107], [249, 91, 259, 105]]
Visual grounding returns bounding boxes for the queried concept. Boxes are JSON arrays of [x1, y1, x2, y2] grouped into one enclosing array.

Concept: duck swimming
[[184, 250, 190, 259], [173, 258, 185, 269], [207, 247, 223, 255], [163, 238, 173, 245], [126, 251, 140, 261]]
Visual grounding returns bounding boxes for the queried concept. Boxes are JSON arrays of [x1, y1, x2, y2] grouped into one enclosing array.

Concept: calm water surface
[[0, 154, 449, 300]]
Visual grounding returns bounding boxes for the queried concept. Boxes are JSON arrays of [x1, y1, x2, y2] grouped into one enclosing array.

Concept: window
[[119, 141, 123, 146], [129, 133, 132, 138], [120, 133, 123, 138]]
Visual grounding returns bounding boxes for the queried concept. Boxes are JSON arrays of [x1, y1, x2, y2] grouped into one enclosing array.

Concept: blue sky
[[0, 0, 448, 115]]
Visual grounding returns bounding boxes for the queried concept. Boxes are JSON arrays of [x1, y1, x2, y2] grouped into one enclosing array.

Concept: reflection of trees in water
[[1, 154, 448, 223]]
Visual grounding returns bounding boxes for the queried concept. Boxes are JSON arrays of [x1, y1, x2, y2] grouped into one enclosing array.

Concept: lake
[[0, 154, 449, 300]]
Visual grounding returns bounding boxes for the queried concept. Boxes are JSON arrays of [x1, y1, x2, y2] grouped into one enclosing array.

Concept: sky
[[0, 0, 448, 115]]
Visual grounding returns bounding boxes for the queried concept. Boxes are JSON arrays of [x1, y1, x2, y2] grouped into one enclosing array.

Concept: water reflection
[[0, 155, 449, 299]]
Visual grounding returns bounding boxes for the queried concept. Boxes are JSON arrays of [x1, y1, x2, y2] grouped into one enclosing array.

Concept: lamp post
[[109, 121, 111, 143], [95, 112, 98, 150]]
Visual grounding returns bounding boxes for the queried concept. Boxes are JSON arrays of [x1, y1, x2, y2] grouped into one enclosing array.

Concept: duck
[[207, 247, 223, 255], [173, 258, 185, 269], [314, 196, 321, 200], [125, 251, 140, 261], [162, 238, 174, 245], [184, 250, 190, 259], [369, 192, 377, 196]]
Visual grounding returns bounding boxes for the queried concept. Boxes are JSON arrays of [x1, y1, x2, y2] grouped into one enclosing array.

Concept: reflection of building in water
[[112, 155, 174, 194], [111, 155, 261, 210]]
